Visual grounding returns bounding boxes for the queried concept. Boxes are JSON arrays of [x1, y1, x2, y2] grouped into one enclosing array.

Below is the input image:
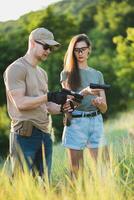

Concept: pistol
[[89, 83, 111, 90], [61, 88, 83, 103]]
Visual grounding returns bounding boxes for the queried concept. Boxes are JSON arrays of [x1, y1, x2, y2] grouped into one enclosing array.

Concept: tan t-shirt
[[3, 57, 49, 133]]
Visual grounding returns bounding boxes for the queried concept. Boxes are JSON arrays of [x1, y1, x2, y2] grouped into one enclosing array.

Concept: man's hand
[[47, 91, 68, 105]]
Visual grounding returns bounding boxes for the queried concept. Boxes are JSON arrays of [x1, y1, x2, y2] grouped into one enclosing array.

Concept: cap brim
[[44, 39, 60, 46]]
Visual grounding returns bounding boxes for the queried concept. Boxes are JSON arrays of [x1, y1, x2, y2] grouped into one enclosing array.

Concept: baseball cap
[[29, 27, 60, 47]]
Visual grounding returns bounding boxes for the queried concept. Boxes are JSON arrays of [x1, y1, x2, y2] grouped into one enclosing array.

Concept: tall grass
[[0, 142, 133, 200], [0, 110, 134, 200], [0, 106, 10, 156]]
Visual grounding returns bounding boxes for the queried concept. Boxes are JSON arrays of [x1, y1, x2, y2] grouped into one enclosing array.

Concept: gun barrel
[[61, 88, 83, 103], [90, 83, 111, 90], [61, 88, 71, 95]]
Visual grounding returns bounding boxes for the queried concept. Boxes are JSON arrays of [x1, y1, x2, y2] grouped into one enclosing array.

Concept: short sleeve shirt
[[3, 57, 49, 133], [60, 67, 104, 112]]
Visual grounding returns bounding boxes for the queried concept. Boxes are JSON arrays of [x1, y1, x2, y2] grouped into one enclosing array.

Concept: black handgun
[[90, 83, 111, 90], [61, 88, 83, 103]]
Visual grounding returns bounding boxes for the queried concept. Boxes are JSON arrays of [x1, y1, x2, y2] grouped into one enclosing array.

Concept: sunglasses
[[35, 40, 54, 51], [74, 47, 89, 54]]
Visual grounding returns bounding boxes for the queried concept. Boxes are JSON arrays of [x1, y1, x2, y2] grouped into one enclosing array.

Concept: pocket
[[19, 121, 33, 137]]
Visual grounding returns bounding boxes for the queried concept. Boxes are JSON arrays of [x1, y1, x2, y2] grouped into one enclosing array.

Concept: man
[[3, 27, 70, 179]]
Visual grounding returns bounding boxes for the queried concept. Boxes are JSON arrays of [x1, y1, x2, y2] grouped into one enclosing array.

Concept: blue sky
[[0, 0, 61, 22]]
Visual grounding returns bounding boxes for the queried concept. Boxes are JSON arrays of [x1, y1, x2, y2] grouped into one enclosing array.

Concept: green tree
[[37, 7, 79, 140], [1, 0, 134, 147], [113, 28, 134, 100], [86, 0, 134, 112]]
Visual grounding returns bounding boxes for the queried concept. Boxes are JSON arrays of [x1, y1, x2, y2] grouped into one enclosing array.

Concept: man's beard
[[36, 54, 48, 62]]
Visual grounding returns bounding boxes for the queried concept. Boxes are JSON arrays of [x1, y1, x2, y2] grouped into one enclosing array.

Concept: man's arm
[[46, 102, 61, 114], [8, 88, 71, 111], [8, 88, 48, 111]]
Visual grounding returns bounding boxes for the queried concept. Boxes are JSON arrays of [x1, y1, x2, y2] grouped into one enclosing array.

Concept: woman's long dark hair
[[64, 34, 92, 90]]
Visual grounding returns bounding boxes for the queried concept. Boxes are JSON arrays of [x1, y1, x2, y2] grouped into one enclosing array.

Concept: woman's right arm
[[61, 81, 67, 88], [79, 86, 102, 96]]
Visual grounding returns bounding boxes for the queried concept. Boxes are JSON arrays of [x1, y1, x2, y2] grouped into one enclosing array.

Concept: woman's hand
[[61, 99, 77, 113], [79, 86, 102, 96], [91, 96, 107, 113]]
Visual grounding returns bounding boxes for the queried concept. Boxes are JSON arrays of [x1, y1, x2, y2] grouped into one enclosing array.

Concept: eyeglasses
[[35, 40, 54, 51], [74, 47, 89, 54]]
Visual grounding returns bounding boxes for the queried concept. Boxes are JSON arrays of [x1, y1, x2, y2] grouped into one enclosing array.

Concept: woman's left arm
[[91, 90, 107, 113]]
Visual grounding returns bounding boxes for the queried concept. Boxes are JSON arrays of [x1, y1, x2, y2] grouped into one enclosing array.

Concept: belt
[[72, 110, 100, 118]]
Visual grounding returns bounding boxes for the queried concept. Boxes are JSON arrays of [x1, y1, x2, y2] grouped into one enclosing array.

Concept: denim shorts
[[62, 110, 107, 150]]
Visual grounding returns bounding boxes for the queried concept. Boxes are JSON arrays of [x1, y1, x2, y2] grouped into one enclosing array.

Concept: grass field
[[0, 110, 134, 200]]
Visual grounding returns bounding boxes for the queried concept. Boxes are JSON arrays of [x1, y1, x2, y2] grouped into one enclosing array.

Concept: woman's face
[[74, 41, 89, 63]]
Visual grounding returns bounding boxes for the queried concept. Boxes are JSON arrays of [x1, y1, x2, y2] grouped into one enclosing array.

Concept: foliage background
[[0, 0, 134, 156]]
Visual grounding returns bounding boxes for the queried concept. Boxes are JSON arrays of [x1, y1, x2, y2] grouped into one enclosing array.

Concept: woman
[[60, 34, 108, 177]]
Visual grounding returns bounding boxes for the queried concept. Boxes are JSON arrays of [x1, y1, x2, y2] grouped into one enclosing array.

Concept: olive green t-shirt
[[3, 57, 49, 133], [60, 67, 104, 112]]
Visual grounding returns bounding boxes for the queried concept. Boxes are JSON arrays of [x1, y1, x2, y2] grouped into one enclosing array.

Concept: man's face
[[34, 40, 53, 61]]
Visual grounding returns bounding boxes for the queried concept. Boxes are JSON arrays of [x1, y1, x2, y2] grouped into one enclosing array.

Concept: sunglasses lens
[[35, 41, 53, 51], [43, 44, 49, 50], [44, 44, 54, 51], [74, 47, 88, 53]]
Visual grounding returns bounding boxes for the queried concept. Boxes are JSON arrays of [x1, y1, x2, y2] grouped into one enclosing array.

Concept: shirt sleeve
[[4, 64, 26, 91], [97, 71, 104, 84], [60, 70, 67, 82]]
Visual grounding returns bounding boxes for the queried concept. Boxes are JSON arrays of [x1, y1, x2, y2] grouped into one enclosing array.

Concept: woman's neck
[[78, 61, 88, 69]]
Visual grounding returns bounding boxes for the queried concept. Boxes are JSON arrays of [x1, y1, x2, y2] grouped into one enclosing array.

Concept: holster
[[18, 121, 33, 137], [63, 113, 72, 127]]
